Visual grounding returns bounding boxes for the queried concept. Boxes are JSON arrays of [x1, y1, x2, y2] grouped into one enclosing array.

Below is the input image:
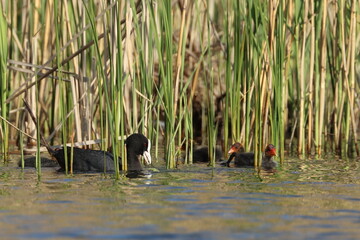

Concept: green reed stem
[[115, 3, 125, 171], [272, 0, 285, 162], [223, 0, 230, 155], [19, 130, 24, 169], [0, 3, 8, 159], [298, 0, 307, 156], [54, 0, 68, 174], [207, 71, 216, 167]]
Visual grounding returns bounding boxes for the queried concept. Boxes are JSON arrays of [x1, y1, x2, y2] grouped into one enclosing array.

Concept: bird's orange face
[[228, 142, 245, 154], [264, 144, 276, 157]]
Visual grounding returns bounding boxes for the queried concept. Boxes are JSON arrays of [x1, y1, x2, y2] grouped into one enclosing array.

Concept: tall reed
[[0, 3, 8, 159], [54, 0, 67, 174], [149, 1, 176, 168], [271, 0, 286, 162]]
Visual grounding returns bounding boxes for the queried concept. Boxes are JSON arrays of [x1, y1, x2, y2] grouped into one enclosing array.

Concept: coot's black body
[[54, 148, 119, 172], [21, 157, 59, 168], [20, 133, 151, 173], [54, 133, 151, 172]]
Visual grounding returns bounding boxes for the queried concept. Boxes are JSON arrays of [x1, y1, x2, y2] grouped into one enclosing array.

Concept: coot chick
[[261, 144, 277, 170], [193, 146, 223, 163], [226, 143, 277, 170], [52, 133, 151, 172], [226, 142, 249, 166]]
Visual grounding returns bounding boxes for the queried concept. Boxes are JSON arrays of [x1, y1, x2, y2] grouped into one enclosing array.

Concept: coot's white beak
[[143, 139, 152, 165]]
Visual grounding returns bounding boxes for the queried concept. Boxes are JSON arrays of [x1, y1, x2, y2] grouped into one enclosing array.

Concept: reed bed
[[0, 0, 359, 174]]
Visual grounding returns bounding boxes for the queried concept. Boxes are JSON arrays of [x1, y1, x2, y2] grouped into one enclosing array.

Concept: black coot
[[22, 100, 151, 173], [53, 133, 151, 172]]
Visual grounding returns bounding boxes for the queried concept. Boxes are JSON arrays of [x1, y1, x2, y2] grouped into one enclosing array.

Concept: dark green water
[[0, 156, 359, 239]]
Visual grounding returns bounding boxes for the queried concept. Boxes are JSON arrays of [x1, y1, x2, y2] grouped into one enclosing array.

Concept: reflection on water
[[0, 156, 359, 239]]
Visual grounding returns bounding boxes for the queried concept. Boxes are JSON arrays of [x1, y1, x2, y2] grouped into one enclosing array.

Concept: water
[[0, 156, 359, 239]]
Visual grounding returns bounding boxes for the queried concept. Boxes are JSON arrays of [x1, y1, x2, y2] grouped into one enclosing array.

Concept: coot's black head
[[125, 133, 151, 165]]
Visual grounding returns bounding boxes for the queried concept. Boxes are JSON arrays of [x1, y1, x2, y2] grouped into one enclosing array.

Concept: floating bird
[[226, 142, 277, 170]]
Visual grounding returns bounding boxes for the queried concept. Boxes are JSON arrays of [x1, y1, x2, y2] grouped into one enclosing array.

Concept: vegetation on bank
[[0, 0, 359, 176]]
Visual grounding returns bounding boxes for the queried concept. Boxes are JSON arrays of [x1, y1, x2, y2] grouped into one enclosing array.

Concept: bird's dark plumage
[[54, 133, 151, 172], [22, 100, 151, 173], [20, 156, 59, 168], [20, 134, 151, 173], [226, 142, 277, 170]]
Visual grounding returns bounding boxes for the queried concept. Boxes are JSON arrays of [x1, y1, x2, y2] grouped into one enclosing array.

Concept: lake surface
[[0, 155, 359, 239]]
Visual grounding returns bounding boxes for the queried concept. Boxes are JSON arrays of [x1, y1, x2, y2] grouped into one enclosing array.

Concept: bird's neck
[[262, 154, 273, 162], [127, 152, 143, 171]]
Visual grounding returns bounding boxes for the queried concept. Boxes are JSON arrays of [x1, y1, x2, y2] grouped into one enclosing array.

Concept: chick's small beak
[[268, 148, 277, 156], [228, 147, 236, 155], [143, 151, 152, 165]]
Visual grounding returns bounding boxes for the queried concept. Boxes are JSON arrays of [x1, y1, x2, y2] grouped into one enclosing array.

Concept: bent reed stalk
[[0, 0, 359, 174]]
